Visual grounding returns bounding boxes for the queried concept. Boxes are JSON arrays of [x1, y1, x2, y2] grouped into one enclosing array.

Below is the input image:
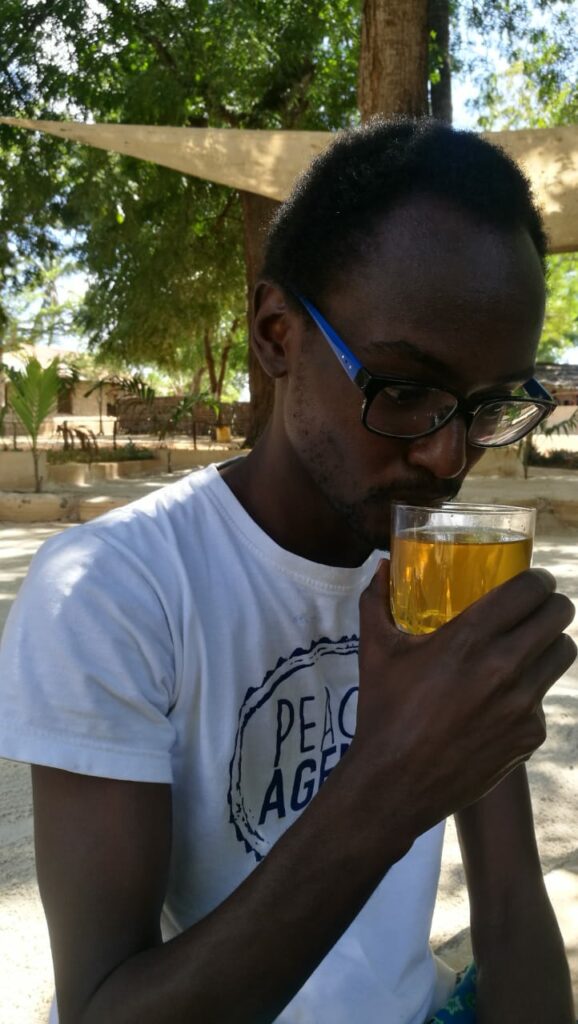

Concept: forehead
[[322, 196, 546, 388]]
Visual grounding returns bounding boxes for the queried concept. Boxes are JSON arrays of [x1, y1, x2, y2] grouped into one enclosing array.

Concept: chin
[[330, 494, 394, 552]]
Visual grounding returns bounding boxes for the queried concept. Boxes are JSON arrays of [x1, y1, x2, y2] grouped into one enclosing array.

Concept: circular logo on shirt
[[228, 636, 359, 860]]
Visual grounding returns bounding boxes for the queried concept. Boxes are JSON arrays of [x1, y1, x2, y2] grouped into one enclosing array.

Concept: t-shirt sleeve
[[0, 526, 177, 783]]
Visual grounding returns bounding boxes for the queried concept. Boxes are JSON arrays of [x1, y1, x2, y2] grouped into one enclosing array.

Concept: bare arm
[[33, 760, 412, 1024], [456, 765, 575, 1024], [33, 563, 576, 1023]]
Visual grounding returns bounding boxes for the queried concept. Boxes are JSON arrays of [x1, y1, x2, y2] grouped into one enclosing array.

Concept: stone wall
[[115, 397, 251, 438], [0, 451, 47, 490]]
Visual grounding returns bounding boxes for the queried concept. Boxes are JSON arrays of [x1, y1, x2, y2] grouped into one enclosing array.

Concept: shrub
[[47, 444, 155, 465]]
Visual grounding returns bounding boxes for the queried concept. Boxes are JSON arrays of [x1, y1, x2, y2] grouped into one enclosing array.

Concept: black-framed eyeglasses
[[296, 293, 556, 448]]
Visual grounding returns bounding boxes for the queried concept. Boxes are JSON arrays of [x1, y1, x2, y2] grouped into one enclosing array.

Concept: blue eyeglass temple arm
[[296, 293, 364, 383], [296, 292, 556, 404], [523, 377, 556, 402]]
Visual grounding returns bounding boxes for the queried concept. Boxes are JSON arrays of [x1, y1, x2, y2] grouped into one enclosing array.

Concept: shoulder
[[31, 463, 224, 584]]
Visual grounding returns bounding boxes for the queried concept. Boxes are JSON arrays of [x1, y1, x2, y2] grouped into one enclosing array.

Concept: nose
[[406, 415, 469, 480]]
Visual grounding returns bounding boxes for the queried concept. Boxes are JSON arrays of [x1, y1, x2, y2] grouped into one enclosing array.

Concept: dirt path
[[0, 525, 66, 1024]]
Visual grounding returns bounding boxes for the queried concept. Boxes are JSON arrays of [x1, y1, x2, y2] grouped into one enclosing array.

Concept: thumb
[[359, 557, 400, 637]]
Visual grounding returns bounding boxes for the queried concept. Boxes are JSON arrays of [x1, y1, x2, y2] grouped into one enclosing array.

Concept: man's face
[[281, 197, 546, 550]]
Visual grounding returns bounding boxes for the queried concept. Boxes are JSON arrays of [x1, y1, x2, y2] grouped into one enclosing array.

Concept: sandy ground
[[0, 469, 577, 1022]]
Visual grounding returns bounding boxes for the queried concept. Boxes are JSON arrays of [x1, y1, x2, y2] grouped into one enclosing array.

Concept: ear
[[251, 281, 301, 379]]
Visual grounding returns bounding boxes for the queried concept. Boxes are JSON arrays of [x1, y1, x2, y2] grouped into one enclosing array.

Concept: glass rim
[[392, 501, 536, 516]]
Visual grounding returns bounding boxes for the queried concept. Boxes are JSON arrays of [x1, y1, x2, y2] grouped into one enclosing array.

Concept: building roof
[[537, 363, 578, 388]]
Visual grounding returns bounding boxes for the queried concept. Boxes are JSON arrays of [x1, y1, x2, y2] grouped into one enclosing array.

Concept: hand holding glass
[[390, 503, 535, 635]]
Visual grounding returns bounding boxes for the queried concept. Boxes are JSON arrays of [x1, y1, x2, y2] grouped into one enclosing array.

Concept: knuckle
[[439, 616, 479, 659], [482, 645, 518, 688], [515, 712, 547, 755], [506, 681, 542, 723]]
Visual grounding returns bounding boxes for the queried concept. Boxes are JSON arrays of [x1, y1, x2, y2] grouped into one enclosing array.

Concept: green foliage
[[540, 408, 578, 437], [157, 391, 218, 443], [74, 170, 247, 374], [541, 255, 578, 360], [474, 58, 577, 132], [5, 357, 60, 438], [463, 40, 577, 365], [1, 257, 84, 348], [455, 0, 577, 121], [84, 373, 156, 406], [1, 0, 577, 384], [0, 0, 361, 390], [47, 443, 154, 464], [4, 356, 61, 490]]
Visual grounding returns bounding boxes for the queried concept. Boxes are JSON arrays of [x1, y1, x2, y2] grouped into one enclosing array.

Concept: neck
[[219, 425, 373, 568]]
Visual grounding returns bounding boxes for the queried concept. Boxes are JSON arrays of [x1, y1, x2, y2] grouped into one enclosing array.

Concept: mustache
[[363, 478, 462, 506]]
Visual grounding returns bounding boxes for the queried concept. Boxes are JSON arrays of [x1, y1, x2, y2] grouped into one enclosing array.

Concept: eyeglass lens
[[366, 384, 547, 446], [466, 400, 546, 445]]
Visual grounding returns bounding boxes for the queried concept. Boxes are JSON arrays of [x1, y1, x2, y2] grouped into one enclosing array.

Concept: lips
[[391, 494, 457, 508], [387, 483, 462, 506]]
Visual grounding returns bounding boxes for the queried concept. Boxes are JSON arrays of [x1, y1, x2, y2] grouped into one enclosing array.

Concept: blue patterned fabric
[[426, 963, 577, 1024], [427, 963, 477, 1023]]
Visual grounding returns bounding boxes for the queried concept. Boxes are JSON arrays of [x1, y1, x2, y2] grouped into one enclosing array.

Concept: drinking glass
[[390, 502, 535, 635]]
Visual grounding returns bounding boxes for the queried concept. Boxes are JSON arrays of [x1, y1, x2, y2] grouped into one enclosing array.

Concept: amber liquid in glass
[[391, 528, 532, 635]]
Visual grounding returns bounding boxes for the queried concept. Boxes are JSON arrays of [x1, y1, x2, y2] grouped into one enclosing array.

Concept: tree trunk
[[203, 326, 218, 396], [97, 388, 104, 436], [189, 367, 206, 395], [240, 190, 281, 447], [217, 341, 234, 403], [358, 0, 429, 121], [427, 0, 452, 123], [214, 317, 238, 406], [519, 434, 533, 479], [32, 443, 42, 493], [0, 341, 5, 412]]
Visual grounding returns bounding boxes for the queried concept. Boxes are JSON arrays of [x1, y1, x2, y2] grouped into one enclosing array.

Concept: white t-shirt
[[0, 464, 454, 1023]]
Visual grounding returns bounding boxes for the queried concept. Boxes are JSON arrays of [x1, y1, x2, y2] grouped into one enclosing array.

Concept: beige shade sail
[[1, 118, 577, 252]]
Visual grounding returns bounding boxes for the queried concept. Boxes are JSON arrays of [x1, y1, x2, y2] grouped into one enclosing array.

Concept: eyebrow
[[365, 338, 534, 385]]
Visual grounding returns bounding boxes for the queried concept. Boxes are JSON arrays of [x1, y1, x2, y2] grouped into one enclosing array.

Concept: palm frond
[[6, 357, 60, 441]]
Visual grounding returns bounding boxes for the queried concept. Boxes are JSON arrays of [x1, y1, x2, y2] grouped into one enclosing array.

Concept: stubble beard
[[324, 487, 402, 552], [289, 377, 462, 554], [293, 428, 463, 553]]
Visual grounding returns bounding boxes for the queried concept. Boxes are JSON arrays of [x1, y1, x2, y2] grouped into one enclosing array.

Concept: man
[[0, 118, 576, 1024]]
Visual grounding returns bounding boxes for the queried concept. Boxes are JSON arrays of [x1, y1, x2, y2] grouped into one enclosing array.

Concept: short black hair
[[261, 116, 548, 301]]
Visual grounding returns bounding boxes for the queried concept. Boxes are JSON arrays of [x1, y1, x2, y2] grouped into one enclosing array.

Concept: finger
[[462, 568, 557, 635], [506, 592, 576, 668], [524, 633, 578, 705], [359, 558, 400, 638]]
